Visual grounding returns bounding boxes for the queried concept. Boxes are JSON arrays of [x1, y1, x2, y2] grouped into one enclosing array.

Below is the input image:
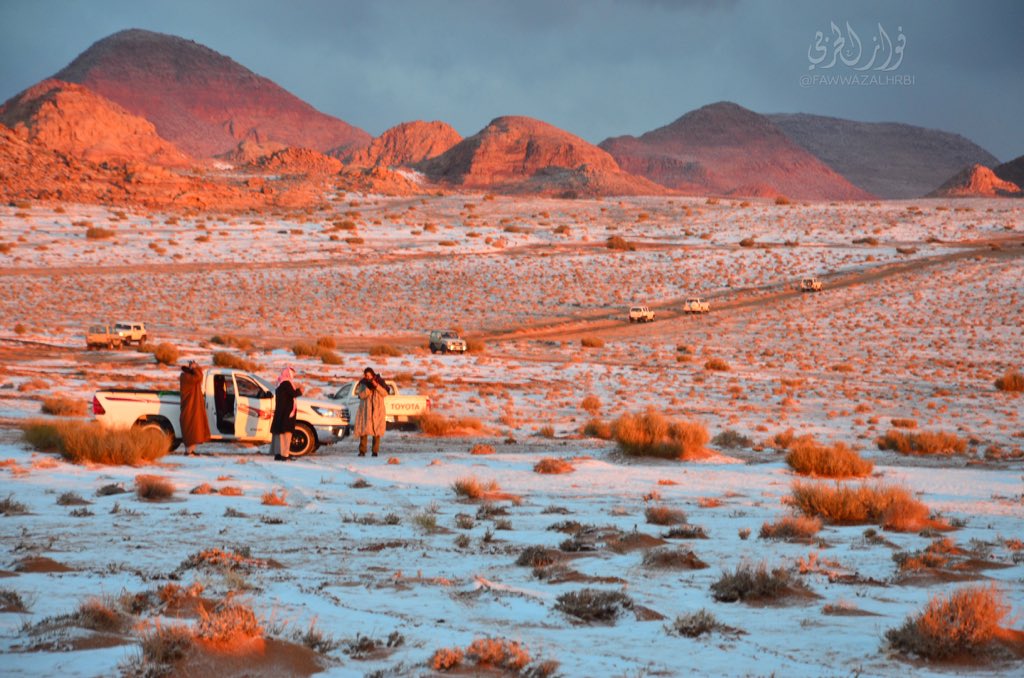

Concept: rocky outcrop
[[252, 147, 343, 175], [994, 154, 1024, 189], [0, 79, 190, 166], [343, 120, 462, 167], [600, 102, 872, 200], [418, 115, 666, 196], [769, 113, 998, 199], [53, 28, 371, 157], [926, 164, 1021, 198]]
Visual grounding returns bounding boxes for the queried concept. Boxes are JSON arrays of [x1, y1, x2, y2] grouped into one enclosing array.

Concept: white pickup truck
[[683, 297, 711, 313], [92, 368, 350, 456], [329, 380, 430, 430], [628, 306, 655, 323]]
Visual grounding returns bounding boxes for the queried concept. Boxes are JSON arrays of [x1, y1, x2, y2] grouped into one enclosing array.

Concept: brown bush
[[668, 609, 728, 637], [369, 344, 402, 357], [605, 235, 636, 251], [886, 585, 1012, 660], [877, 429, 968, 455], [419, 412, 484, 436], [704, 357, 731, 372], [785, 436, 873, 478], [136, 474, 175, 501], [85, 226, 115, 239], [470, 443, 495, 455], [23, 420, 170, 465], [612, 409, 710, 460], [579, 395, 602, 415], [152, 343, 180, 366], [77, 596, 131, 632], [711, 561, 808, 602], [196, 601, 263, 645], [430, 646, 464, 671], [40, 396, 88, 417], [261, 489, 288, 506], [580, 336, 605, 348], [759, 515, 822, 541], [890, 418, 918, 429], [555, 588, 633, 622], [582, 418, 612, 440], [213, 351, 259, 372], [994, 370, 1024, 392], [516, 546, 563, 568], [789, 481, 934, 532], [534, 458, 574, 474], [641, 547, 707, 569], [712, 429, 752, 449], [452, 476, 498, 500], [466, 638, 531, 671], [139, 622, 194, 664], [645, 505, 687, 525]]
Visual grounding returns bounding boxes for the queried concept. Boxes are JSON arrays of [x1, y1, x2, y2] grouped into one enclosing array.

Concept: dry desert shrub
[[642, 547, 708, 569], [582, 418, 612, 440], [789, 481, 933, 532], [465, 338, 486, 353], [555, 588, 634, 622], [759, 515, 822, 541], [452, 476, 499, 500], [211, 334, 254, 351], [0, 494, 28, 516], [886, 585, 1012, 661], [516, 545, 563, 568], [663, 524, 709, 539], [0, 588, 27, 613], [534, 457, 574, 474], [645, 505, 687, 525], [538, 424, 556, 438], [151, 342, 179, 366], [419, 412, 483, 436], [466, 638, 531, 671], [785, 436, 873, 478], [766, 427, 796, 450], [774, 195, 792, 205], [580, 336, 605, 348], [213, 351, 258, 372], [139, 621, 194, 665], [612, 409, 710, 460], [135, 474, 175, 501], [712, 429, 752, 449], [430, 646, 464, 671], [196, 600, 263, 645], [704, 357, 731, 372], [261, 489, 288, 506], [580, 394, 602, 415], [877, 429, 968, 455], [40, 395, 88, 417], [994, 370, 1024, 392], [85, 226, 115, 239], [890, 418, 918, 429], [667, 609, 730, 637], [470, 443, 495, 455], [23, 420, 170, 465], [711, 561, 808, 603], [368, 343, 402, 357], [606, 235, 636, 251], [77, 595, 131, 632], [219, 486, 243, 496]]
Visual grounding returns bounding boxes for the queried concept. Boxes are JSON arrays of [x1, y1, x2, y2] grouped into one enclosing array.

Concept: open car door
[[233, 373, 274, 441]]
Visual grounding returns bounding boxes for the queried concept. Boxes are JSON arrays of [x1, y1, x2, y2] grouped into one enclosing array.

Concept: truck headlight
[[312, 406, 343, 419]]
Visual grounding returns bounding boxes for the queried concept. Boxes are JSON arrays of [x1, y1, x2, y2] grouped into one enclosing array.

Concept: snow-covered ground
[[0, 195, 1022, 676]]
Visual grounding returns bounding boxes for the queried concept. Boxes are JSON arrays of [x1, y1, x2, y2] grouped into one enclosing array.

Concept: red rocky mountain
[[52, 28, 370, 158], [926, 163, 1021, 198], [418, 115, 666, 196], [0, 79, 190, 166], [343, 120, 462, 167], [600, 102, 872, 200]]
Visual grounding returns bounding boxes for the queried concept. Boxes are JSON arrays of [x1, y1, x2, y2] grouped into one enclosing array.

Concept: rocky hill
[[344, 120, 462, 167], [926, 163, 1021, 198], [52, 28, 370, 158], [994, 154, 1024, 189], [419, 115, 666, 196], [769, 113, 998, 199], [600, 102, 870, 200], [0, 79, 190, 166]]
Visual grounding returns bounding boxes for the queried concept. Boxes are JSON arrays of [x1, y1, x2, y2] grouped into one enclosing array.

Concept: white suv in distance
[[429, 330, 467, 354], [114, 321, 148, 345]]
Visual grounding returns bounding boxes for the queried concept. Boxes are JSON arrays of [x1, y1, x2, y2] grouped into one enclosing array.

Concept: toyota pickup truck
[[329, 380, 430, 429], [683, 297, 711, 313], [628, 306, 655, 323], [800, 278, 823, 292], [86, 324, 123, 350], [429, 330, 468, 354], [92, 368, 350, 456]]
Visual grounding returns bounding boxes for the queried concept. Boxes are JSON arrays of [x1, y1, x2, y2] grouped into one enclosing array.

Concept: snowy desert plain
[[0, 194, 1022, 677]]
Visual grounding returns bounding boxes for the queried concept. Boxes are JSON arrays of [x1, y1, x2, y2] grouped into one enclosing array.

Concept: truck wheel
[[289, 422, 317, 457]]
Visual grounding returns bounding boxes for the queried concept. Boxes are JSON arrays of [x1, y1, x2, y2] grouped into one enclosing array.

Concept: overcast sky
[[1, 0, 1020, 160]]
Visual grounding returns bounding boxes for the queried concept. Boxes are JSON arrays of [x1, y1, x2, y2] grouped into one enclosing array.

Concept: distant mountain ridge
[[769, 113, 998, 199], [600, 102, 871, 200], [927, 163, 1020, 198], [52, 28, 370, 158]]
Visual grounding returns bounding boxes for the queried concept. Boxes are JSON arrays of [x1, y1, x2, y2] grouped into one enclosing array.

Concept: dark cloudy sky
[[1, 0, 1021, 160]]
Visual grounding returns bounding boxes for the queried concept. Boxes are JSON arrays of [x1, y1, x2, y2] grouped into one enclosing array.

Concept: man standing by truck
[[270, 366, 302, 461], [355, 367, 388, 457], [179, 360, 210, 456]]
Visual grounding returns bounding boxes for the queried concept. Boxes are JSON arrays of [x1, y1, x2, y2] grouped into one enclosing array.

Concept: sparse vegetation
[[606, 235, 636, 251], [790, 481, 935, 532], [40, 395, 88, 417], [555, 588, 634, 622], [580, 395, 602, 415], [712, 429, 752, 449], [994, 369, 1024, 392], [711, 561, 809, 603], [759, 515, 822, 541], [419, 412, 484, 436], [582, 418, 612, 440], [645, 505, 687, 525], [135, 474, 175, 501], [452, 476, 499, 500], [261, 488, 288, 506], [534, 457, 574, 474], [612, 409, 710, 460], [667, 609, 730, 637], [580, 336, 605, 348], [704, 357, 731, 372], [642, 547, 708, 569], [368, 343, 402, 357], [152, 342, 180, 366], [213, 351, 259, 371], [886, 585, 1013, 660], [877, 429, 968, 455], [23, 419, 170, 465], [785, 436, 873, 478]]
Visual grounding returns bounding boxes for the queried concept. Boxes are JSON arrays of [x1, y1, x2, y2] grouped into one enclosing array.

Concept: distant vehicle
[[429, 330, 467, 354], [86, 324, 123, 350], [114, 321, 148, 345], [92, 368, 350, 456], [683, 297, 710, 314], [800, 278, 823, 292], [329, 380, 431, 430], [628, 306, 656, 323]]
